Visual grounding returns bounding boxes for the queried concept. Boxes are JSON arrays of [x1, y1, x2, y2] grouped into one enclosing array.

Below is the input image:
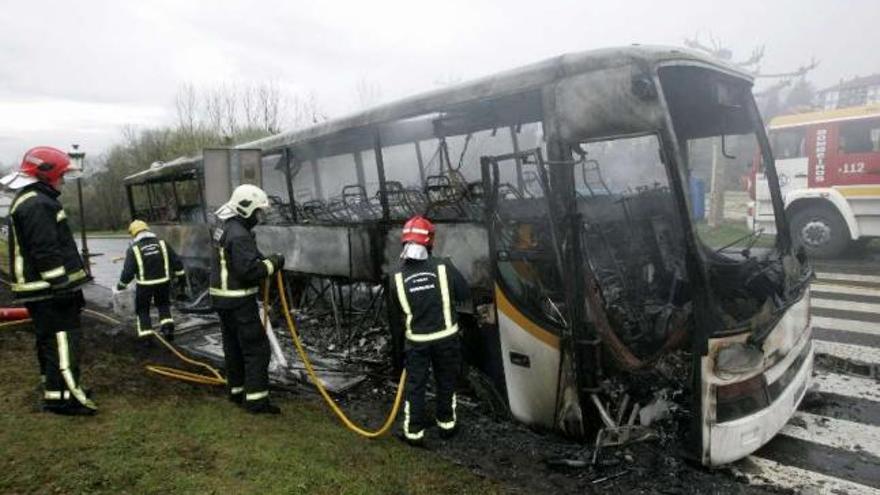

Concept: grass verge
[[0, 325, 499, 495]]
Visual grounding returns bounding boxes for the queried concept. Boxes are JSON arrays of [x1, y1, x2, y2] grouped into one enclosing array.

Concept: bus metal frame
[[122, 46, 812, 465]]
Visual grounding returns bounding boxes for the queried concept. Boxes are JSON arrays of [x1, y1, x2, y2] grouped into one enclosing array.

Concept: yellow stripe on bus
[[495, 285, 560, 349]]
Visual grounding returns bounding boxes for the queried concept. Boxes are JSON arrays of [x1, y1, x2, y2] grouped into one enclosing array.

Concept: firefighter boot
[[160, 323, 175, 342], [244, 398, 281, 415], [43, 398, 96, 416]]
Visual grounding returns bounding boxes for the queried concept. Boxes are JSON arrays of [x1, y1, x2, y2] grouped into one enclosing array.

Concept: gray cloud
[[1, 0, 877, 165]]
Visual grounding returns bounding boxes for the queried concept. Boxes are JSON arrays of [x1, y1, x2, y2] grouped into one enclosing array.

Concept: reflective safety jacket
[[209, 216, 275, 309], [392, 257, 470, 343], [118, 232, 185, 287], [7, 182, 89, 301]]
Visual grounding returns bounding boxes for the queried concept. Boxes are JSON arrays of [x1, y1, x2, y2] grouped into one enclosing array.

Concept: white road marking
[[781, 411, 880, 453], [816, 272, 880, 285], [812, 316, 880, 337], [811, 370, 880, 402], [815, 340, 880, 366], [739, 456, 880, 495], [812, 282, 880, 298], [812, 297, 880, 315]]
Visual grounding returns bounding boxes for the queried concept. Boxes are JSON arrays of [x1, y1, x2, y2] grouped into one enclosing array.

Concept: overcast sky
[[1, 0, 877, 166]]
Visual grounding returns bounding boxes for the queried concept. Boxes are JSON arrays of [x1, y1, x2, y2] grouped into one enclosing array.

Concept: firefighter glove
[[268, 253, 285, 273]]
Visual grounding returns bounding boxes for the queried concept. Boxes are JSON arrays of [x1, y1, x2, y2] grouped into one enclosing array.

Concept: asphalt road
[[77, 236, 128, 289]]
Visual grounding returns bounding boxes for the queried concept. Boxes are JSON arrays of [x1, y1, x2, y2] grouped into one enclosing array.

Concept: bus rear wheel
[[790, 205, 850, 259]]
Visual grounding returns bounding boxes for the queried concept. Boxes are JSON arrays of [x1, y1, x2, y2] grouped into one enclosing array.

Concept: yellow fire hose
[[0, 318, 32, 329], [0, 273, 405, 437], [81, 308, 227, 386], [270, 271, 406, 438]]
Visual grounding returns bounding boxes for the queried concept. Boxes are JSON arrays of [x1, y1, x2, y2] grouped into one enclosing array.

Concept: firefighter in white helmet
[[210, 184, 285, 414]]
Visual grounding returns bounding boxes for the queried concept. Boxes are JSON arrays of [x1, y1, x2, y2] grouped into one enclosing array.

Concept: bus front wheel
[[790, 205, 850, 259]]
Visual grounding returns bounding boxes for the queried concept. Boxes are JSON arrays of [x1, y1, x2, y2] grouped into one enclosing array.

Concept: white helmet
[[215, 184, 270, 220]]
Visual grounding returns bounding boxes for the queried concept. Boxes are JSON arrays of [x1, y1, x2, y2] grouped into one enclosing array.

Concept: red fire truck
[[751, 104, 880, 257]]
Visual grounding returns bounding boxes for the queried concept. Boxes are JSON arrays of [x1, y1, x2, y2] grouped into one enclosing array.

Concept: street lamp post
[[68, 145, 90, 276]]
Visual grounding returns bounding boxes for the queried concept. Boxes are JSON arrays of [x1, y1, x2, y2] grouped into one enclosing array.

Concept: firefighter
[[115, 220, 186, 341], [391, 215, 470, 446], [0, 146, 95, 415], [210, 184, 285, 414]]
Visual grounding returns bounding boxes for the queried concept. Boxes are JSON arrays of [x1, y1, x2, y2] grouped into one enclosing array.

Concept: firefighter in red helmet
[[391, 215, 470, 446], [0, 146, 96, 415]]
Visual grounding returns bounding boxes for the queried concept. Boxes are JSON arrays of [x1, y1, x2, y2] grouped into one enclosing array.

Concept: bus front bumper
[[706, 334, 813, 466]]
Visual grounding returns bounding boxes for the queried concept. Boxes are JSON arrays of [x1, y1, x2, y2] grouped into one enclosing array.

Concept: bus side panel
[[495, 287, 560, 429]]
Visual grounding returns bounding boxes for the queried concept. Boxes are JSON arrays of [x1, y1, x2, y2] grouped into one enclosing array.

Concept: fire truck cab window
[[839, 118, 880, 154], [769, 128, 807, 159]]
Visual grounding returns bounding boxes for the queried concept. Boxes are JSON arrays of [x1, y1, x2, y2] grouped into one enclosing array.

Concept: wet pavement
[[77, 235, 129, 289]]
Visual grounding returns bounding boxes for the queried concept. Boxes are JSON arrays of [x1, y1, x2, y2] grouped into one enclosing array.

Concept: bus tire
[[790, 205, 850, 259]]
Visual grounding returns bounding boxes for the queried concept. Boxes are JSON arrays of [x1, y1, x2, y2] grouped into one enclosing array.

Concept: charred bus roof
[[123, 45, 750, 185], [124, 155, 201, 185], [235, 45, 751, 158]]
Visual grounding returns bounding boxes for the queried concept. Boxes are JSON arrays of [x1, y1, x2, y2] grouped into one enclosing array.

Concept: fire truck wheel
[[790, 205, 850, 259]]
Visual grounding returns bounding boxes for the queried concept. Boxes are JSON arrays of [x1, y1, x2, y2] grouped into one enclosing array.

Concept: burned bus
[[123, 46, 813, 466]]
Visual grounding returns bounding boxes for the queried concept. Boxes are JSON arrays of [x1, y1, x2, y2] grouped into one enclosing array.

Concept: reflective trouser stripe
[[396, 265, 458, 343], [174, 269, 185, 276], [230, 387, 244, 395], [40, 266, 66, 280], [159, 318, 174, 326], [403, 401, 424, 440], [44, 390, 70, 400], [246, 391, 269, 401], [437, 393, 457, 430], [56, 332, 96, 409], [136, 319, 153, 337]]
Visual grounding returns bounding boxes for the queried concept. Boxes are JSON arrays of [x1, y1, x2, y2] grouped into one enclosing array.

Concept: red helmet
[[401, 215, 435, 247], [19, 146, 79, 187]]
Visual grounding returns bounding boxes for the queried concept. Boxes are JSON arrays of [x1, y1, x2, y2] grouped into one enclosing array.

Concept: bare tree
[[203, 87, 225, 134], [354, 77, 382, 110], [222, 83, 239, 136], [684, 33, 818, 80], [175, 83, 198, 134]]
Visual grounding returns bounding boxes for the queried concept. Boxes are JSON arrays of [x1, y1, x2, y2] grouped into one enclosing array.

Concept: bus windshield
[[658, 65, 808, 330], [658, 66, 779, 256]]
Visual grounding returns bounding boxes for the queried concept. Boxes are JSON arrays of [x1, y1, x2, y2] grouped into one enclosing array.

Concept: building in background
[[819, 74, 880, 110]]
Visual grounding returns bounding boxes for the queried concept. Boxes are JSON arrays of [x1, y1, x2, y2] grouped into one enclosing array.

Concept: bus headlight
[[714, 342, 764, 380]]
